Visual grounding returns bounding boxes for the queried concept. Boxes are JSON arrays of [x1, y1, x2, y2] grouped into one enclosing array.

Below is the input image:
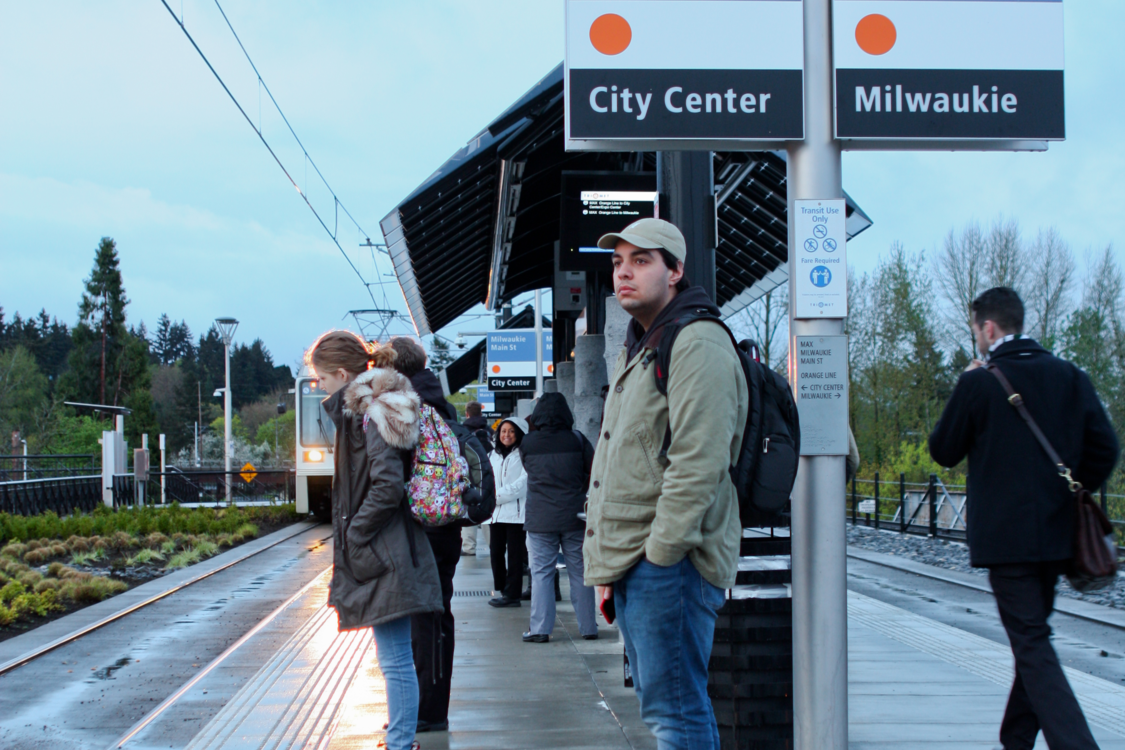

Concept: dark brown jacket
[[323, 366, 442, 629]]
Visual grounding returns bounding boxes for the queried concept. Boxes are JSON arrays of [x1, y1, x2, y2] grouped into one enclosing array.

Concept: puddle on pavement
[[90, 656, 133, 681]]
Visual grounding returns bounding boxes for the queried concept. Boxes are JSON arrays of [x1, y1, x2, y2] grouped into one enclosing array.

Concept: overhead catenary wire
[[157, 0, 401, 314]]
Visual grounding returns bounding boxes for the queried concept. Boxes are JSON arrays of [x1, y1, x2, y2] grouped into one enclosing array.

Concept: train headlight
[[304, 450, 324, 463]]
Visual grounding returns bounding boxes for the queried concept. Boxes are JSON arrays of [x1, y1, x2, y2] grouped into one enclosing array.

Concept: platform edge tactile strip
[[848, 589, 1125, 737], [184, 603, 373, 750]]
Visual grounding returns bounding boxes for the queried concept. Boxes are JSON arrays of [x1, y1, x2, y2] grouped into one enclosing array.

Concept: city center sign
[[565, 0, 806, 150]]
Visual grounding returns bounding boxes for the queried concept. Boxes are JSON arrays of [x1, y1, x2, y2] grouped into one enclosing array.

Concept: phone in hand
[[599, 593, 615, 624]]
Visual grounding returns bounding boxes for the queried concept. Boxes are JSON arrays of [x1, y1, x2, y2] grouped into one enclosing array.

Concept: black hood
[[528, 392, 574, 432], [624, 286, 721, 362], [463, 415, 490, 430], [409, 369, 458, 421]]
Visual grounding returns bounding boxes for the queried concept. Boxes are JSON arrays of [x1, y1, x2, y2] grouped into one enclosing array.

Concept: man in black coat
[[929, 287, 1118, 750], [520, 393, 598, 643]]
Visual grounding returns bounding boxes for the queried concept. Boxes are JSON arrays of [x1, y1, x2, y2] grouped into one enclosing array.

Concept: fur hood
[[341, 367, 420, 450]]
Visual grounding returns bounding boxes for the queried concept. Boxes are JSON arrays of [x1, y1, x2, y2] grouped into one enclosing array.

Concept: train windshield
[[298, 379, 336, 448]]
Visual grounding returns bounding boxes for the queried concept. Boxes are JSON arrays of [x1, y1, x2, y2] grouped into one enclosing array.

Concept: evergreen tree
[[66, 238, 129, 404], [153, 313, 174, 365], [429, 336, 454, 373]]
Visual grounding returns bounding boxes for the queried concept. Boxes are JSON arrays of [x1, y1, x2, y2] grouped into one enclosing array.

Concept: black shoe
[[416, 718, 448, 733], [520, 588, 531, 601], [582, 633, 599, 640], [522, 631, 549, 643], [488, 596, 521, 608]]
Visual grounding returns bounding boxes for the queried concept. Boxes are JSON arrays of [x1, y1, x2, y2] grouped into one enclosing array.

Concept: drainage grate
[[451, 590, 492, 598]]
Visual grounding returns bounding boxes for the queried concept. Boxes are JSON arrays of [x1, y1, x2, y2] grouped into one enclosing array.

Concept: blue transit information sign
[[487, 330, 554, 391]]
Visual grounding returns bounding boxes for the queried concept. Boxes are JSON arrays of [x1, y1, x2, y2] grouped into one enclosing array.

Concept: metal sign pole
[[789, 0, 847, 748], [534, 289, 545, 397]]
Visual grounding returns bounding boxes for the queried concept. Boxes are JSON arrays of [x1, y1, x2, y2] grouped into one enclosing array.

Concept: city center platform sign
[[487, 330, 554, 392], [565, 0, 805, 150], [834, 0, 1064, 141]]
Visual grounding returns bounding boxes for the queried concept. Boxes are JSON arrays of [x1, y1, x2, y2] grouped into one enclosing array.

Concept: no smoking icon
[[813, 224, 828, 239]]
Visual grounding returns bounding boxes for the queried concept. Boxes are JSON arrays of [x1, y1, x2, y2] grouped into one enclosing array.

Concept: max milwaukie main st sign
[[834, 0, 1065, 140], [565, 0, 805, 149]]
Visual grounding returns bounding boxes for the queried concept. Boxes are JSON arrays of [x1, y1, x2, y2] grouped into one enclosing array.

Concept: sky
[[2, 1, 1123, 373]]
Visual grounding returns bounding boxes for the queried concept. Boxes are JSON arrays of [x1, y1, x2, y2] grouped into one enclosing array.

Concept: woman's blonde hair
[[305, 330, 395, 377]]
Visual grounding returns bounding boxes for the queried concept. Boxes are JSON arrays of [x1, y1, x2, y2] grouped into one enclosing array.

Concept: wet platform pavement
[[152, 553, 1125, 750]]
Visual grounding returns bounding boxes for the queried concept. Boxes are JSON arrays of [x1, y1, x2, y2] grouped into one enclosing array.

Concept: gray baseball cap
[[596, 218, 687, 262]]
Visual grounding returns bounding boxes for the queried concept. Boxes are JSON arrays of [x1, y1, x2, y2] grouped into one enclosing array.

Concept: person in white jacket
[[487, 416, 529, 608]]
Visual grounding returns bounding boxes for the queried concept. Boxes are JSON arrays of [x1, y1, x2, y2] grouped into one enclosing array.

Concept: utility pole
[[534, 289, 545, 396], [788, 1, 847, 748], [214, 318, 239, 504]]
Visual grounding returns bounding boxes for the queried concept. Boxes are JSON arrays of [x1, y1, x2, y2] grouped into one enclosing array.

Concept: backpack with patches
[[444, 420, 497, 526], [403, 403, 470, 526], [651, 309, 801, 521]]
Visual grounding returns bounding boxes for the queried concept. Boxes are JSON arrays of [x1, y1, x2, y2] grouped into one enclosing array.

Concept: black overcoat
[[928, 338, 1119, 567], [520, 393, 596, 534]]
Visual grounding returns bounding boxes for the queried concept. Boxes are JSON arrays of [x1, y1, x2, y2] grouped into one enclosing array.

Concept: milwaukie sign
[[833, 0, 1065, 140], [564, 0, 805, 149]]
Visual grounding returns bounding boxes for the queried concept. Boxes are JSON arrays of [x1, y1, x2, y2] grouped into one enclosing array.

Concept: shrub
[[216, 534, 232, 548], [0, 604, 14, 626], [236, 523, 259, 539], [34, 579, 61, 594], [65, 535, 89, 552], [194, 541, 219, 559], [17, 571, 41, 588], [61, 577, 126, 603], [1, 542, 27, 559], [23, 549, 49, 565], [1, 580, 26, 603], [24, 540, 42, 552], [108, 531, 135, 552], [92, 537, 108, 552], [165, 549, 202, 570], [47, 562, 65, 577], [145, 533, 168, 549], [160, 540, 175, 555]]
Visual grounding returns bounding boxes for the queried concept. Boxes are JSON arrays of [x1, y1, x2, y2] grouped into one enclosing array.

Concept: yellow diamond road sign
[[240, 463, 257, 483]]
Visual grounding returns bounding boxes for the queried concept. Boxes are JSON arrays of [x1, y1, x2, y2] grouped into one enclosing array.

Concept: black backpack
[[446, 420, 497, 525], [650, 310, 801, 521]]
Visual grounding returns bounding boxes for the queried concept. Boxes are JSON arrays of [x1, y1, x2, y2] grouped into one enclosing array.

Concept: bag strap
[[985, 363, 1083, 493]]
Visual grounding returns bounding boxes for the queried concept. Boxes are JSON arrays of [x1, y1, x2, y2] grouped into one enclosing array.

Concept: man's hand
[[965, 358, 986, 373], [596, 584, 613, 604]]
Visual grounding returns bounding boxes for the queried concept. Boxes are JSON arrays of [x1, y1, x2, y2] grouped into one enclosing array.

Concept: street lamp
[[214, 317, 239, 504]]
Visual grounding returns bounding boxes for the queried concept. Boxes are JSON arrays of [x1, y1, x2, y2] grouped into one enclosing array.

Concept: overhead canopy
[[381, 64, 872, 336]]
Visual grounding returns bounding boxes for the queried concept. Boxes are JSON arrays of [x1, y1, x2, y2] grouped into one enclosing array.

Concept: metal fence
[[849, 473, 1125, 544], [0, 454, 99, 482], [112, 470, 295, 508], [0, 475, 102, 516]]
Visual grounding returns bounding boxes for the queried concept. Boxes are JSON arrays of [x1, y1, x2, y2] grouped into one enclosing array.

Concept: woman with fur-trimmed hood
[[309, 330, 442, 750]]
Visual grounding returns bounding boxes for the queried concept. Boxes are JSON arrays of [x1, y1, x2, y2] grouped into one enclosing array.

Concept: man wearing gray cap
[[583, 218, 747, 750]]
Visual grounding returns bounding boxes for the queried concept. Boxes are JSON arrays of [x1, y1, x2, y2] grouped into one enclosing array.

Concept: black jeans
[[488, 522, 526, 599], [412, 525, 460, 724], [988, 561, 1099, 750]]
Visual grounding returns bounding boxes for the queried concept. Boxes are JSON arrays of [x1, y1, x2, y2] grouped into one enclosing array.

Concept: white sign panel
[[487, 330, 555, 391], [794, 335, 849, 456], [833, 0, 1064, 140], [565, 0, 804, 149], [793, 199, 847, 319], [858, 499, 876, 514]]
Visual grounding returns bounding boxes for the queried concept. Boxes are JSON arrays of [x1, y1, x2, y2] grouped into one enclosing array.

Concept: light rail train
[[294, 364, 334, 520]]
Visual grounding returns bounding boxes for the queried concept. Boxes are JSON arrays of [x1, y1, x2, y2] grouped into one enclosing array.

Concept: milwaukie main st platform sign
[[564, 0, 806, 150], [834, 0, 1065, 140]]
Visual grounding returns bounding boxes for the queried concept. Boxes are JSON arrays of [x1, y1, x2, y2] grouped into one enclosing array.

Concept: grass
[[124, 548, 165, 567]]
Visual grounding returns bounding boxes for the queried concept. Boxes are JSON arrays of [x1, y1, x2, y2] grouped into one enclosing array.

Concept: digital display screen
[[559, 172, 658, 272]]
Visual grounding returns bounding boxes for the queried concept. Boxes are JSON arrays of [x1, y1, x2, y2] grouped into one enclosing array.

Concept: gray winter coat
[[323, 366, 443, 630]]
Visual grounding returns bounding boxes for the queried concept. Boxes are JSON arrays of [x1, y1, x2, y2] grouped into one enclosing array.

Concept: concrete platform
[[156, 554, 1125, 749]]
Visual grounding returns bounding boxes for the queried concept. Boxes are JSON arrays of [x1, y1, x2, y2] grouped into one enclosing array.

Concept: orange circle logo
[[590, 14, 631, 55], [855, 14, 896, 56], [491, 365, 501, 374]]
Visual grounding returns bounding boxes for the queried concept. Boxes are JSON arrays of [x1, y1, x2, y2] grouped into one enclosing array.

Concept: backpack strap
[[651, 310, 744, 459]]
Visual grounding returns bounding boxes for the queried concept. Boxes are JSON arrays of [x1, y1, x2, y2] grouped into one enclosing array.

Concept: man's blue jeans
[[372, 615, 418, 750], [615, 556, 726, 750]]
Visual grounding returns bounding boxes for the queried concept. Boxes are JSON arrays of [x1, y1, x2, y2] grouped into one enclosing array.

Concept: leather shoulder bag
[[986, 363, 1117, 592]]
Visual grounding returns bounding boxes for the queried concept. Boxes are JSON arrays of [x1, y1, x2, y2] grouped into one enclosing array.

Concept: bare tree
[[1024, 227, 1075, 350], [933, 222, 987, 354], [985, 218, 1026, 292], [729, 285, 789, 371]]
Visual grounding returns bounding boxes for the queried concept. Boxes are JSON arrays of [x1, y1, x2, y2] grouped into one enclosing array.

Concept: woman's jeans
[[615, 557, 726, 750], [372, 615, 418, 750], [526, 529, 597, 637]]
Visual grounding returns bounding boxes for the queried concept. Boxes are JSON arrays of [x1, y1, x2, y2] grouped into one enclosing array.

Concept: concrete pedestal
[[573, 335, 608, 447]]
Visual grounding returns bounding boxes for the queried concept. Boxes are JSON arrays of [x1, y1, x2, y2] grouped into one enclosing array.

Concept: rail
[[0, 475, 102, 517], [0, 453, 99, 482], [113, 470, 295, 507], [848, 473, 1125, 545]]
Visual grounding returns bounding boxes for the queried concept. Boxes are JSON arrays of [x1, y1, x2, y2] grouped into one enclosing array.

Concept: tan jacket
[[582, 321, 748, 589]]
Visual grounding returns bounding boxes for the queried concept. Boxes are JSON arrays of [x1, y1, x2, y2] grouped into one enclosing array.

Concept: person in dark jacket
[[463, 401, 494, 453], [311, 330, 442, 750], [520, 392, 597, 643], [929, 287, 1118, 750], [387, 337, 462, 734]]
